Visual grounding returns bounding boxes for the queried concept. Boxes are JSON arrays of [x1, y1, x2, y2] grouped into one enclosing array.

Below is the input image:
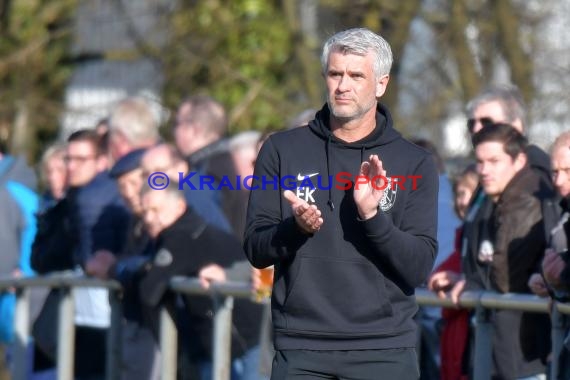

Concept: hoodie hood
[[307, 102, 402, 210], [308, 102, 401, 149]]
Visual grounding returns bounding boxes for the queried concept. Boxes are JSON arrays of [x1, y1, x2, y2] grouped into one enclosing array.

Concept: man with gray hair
[[109, 97, 160, 160], [465, 84, 551, 184], [244, 28, 438, 379]]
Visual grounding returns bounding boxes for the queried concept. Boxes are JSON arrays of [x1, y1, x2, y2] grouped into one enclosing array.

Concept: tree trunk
[[378, 0, 421, 133], [449, 0, 482, 103], [492, 0, 534, 105], [10, 100, 34, 163], [282, 0, 322, 108]]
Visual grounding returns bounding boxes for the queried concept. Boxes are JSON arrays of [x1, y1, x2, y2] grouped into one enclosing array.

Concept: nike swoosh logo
[[297, 172, 319, 181]]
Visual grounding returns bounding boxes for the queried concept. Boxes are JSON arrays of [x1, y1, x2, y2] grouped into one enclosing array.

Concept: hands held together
[[284, 154, 387, 234]]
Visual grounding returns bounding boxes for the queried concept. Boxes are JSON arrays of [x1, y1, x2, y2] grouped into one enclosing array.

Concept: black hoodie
[[243, 103, 438, 350]]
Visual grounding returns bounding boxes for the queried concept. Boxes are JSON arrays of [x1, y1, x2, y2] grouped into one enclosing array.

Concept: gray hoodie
[[0, 154, 38, 275]]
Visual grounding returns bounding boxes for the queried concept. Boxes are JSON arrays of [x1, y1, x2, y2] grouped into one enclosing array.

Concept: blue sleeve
[[184, 187, 232, 234], [433, 175, 461, 269], [74, 187, 130, 265], [6, 181, 39, 276]]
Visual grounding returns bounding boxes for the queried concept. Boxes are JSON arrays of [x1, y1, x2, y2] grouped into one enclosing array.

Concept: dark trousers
[[75, 326, 107, 379], [270, 348, 419, 380]]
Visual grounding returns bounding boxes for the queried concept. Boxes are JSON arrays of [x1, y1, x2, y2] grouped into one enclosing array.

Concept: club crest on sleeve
[[154, 248, 173, 267], [379, 177, 397, 212]]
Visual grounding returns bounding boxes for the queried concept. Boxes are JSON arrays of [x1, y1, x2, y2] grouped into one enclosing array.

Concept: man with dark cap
[[87, 149, 244, 380], [86, 148, 161, 380]]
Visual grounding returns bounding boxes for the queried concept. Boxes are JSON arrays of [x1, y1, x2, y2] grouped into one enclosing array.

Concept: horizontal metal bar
[[479, 292, 549, 312], [415, 288, 480, 308], [0, 272, 122, 290], [169, 277, 253, 299], [415, 288, 551, 313], [556, 302, 570, 315], [2, 274, 568, 316]]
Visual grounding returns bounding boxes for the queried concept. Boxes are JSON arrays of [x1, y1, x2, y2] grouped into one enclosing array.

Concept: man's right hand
[[198, 264, 226, 290], [528, 273, 549, 297], [542, 248, 566, 289], [85, 250, 117, 279], [427, 270, 460, 299], [283, 190, 323, 234]]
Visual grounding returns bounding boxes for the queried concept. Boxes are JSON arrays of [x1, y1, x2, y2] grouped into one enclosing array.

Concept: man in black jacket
[[138, 182, 264, 380], [244, 28, 438, 379], [540, 131, 570, 378]]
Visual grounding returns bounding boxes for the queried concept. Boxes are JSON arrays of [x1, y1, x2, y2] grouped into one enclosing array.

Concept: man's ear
[[174, 160, 187, 174], [96, 155, 109, 172], [375, 75, 390, 98], [514, 152, 527, 172], [177, 197, 187, 212]]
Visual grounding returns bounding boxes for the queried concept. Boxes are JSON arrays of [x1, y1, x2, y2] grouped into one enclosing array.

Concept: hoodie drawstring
[[326, 135, 334, 211]]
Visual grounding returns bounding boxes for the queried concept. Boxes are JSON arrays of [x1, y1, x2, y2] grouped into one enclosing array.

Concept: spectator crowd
[[1, 48, 570, 380]]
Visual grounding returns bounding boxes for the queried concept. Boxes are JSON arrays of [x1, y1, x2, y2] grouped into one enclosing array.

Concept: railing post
[[551, 305, 567, 380], [212, 295, 234, 380], [106, 289, 123, 380], [57, 287, 75, 380], [12, 287, 30, 380], [473, 305, 493, 380], [160, 306, 178, 380]]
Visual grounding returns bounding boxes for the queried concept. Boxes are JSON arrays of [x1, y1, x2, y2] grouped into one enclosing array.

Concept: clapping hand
[[353, 154, 386, 220]]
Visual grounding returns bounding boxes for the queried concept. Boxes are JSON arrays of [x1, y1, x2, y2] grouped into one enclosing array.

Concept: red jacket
[[435, 228, 469, 380]]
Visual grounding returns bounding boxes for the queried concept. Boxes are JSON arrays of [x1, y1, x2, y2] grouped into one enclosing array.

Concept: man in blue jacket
[[65, 129, 130, 378], [243, 28, 438, 379]]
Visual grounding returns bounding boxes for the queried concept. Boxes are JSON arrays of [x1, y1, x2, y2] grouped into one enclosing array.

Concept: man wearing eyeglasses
[[65, 129, 130, 379]]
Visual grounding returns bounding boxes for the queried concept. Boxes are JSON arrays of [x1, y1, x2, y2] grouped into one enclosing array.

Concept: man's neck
[[330, 111, 377, 143]]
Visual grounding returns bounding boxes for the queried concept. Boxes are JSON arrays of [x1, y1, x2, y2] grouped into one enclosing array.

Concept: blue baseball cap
[[109, 148, 146, 178]]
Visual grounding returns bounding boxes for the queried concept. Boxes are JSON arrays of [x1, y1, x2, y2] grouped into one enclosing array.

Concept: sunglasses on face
[[467, 117, 495, 133]]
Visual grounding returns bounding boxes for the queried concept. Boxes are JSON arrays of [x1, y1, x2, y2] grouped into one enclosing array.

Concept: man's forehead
[[177, 103, 194, 119], [475, 141, 508, 157], [67, 140, 95, 153], [474, 100, 506, 118], [328, 51, 371, 65], [143, 150, 171, 168], [552, 146, 570, 165]]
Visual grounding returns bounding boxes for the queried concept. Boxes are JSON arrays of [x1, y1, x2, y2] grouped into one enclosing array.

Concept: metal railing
[[0, 273, 123, 380], [1, 274, 569, 380]]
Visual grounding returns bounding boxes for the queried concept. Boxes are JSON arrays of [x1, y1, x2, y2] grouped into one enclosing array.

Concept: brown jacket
[[490, 165, 547, 293]]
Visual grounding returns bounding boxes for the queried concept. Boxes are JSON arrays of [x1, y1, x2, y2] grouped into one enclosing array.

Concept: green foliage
[[162, 0, 315, 133], [0, 0, 75, 161]]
